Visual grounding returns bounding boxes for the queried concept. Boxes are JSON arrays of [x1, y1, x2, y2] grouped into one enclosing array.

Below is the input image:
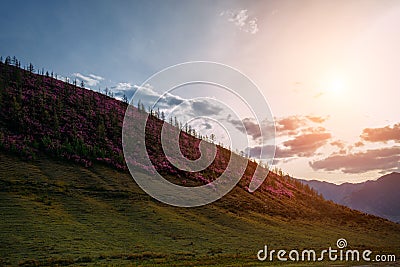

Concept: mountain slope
[[1, 60, 400, 265], [301, 173, 400, 223], [0, 59, 315, 203], [299, 180, 359, 203]]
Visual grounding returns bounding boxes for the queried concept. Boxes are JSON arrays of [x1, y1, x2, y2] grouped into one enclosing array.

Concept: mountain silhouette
[[301, 172, 400, 223]]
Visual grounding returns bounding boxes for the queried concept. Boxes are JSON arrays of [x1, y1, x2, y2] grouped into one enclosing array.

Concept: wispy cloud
[[113, 82, 133, 91], [220, 9, 259, 34], [308, 122, 400, 174], [109, 82, 134, 100], [313, 92, 325, 98], [227, 116, 275, 141], [309, 146, 400, 174], [125, 83, 225, 120], [275, 115, 328, 137], [88, 74, 104, 81], [73, 73, 104, 87], [281, 130, 332, 157], [361, 123, 400, 143], [133, 84, 160, 97], [243, 115, 332, 161], [247, 127, 332, 160], [330, 140, 346, 149]]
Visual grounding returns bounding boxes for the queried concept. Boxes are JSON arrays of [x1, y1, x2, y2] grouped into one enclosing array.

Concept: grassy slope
[[1, 151, 399, 266]]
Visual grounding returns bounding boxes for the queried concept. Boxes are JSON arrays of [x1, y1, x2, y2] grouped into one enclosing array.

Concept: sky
[[1, 0, 399, 184]]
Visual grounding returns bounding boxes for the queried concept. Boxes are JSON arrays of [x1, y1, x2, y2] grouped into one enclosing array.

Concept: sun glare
[[319, 73, 347, 96], [328, 78, 345, 94]]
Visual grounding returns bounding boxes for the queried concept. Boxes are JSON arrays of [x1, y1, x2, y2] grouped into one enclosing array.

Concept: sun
[[319, 74, 347, 96], [328, 78, 345, 94]]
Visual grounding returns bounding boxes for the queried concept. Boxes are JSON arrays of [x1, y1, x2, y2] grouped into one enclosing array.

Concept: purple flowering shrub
[[0, 62, 124, 169], [0, 61, 316, 198]]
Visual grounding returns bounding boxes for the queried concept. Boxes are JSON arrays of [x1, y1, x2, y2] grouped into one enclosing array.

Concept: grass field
[[1, 151, 399, 266]]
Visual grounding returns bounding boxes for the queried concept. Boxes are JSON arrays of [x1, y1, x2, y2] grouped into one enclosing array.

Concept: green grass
[[0, 152, 399, 266]]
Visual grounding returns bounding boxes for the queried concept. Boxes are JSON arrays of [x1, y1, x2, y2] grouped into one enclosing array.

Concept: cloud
[[202, 122, 212, 129], [313, 92, 325, 98], [131, 83, 186, 108], [166, 95, 184, 106], [133, 83, 159, 97], [247, 145, 298, 159], [228, 114, 332, 162], [330, 140, 346, 149], [88, 74, 104, 80], [109, 82, 135, 100], [330, 139, 365, 155], [221, 9, 259, 34], [228, 114, 329, 155], [227, 116, 275, 141], [241, 118, 263, 139], [72, 73, 104, 87], [306, 115, 328, 124], [276, 116, 307, 131], [354, 141, 364, 147], [225, 114, 243, 129], [309, 146, 400, 174], [246, 145, 274, 158], [281, 130, 332, 157], [361, 123, 400, 143], [275, 115, 327, 137], [191, 100, 223, 116], [122, 83, 224, 121], [114, 82, 133, 91], [247, 127, 331, 160]]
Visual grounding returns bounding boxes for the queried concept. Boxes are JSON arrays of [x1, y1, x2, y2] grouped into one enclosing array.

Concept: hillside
[[1, 60, 400, 266], [0, 59, 313, 201], [301, 173, 400, 223]]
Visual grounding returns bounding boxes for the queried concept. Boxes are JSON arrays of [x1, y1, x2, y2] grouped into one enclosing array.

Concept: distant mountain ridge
[[301, 172, 400, 223]]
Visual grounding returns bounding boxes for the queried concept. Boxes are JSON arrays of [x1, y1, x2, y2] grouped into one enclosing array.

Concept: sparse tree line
[[0, 55, 285, 175], [0, 56, 127, 102], [137, 98, 220, 145]]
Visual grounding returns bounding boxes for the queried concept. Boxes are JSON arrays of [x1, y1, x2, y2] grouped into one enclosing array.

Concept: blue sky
[[1, 0, 250, 85], [1, 0, 400, 183]]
